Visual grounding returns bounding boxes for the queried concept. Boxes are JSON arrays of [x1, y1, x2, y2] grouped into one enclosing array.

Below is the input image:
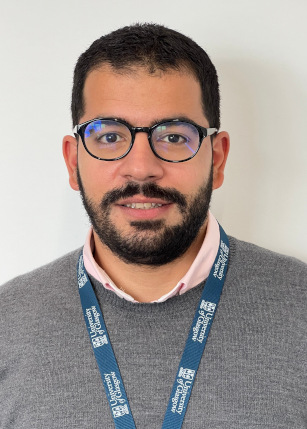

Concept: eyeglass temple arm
[[206, 128, 218, 137]]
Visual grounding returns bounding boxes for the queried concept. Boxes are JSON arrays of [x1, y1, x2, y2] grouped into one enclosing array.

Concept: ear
[[212, 131, 230, 190], [62, 135, 79, 191]]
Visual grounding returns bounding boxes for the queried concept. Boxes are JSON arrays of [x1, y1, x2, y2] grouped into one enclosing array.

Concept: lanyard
[[77, 224, 229, 429]]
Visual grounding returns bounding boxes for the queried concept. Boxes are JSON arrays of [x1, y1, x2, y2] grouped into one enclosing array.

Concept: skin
[[63, 65, 230, 302]]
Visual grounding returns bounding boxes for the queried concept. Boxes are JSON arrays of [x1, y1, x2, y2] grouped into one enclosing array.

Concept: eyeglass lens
[[83, 119, 200, 161]]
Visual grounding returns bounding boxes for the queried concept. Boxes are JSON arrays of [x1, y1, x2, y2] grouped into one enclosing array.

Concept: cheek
[[173, 150, 211, 193], [77, 149, 117, 199], [167, 166, 209, 199]]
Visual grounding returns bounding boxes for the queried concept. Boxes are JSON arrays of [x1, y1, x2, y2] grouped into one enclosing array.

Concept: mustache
[[101, 182, 187, 210]]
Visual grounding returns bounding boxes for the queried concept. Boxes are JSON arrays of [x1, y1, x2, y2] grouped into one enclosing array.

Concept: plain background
[[1, 0, 306, 284]]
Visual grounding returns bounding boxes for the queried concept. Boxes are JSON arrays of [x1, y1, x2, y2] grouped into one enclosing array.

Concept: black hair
[[71, 23, 220, 129]]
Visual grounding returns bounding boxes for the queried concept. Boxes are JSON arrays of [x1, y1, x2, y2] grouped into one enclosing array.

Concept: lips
[[117, 195, 169, 209], [115, 197, 171, 219]]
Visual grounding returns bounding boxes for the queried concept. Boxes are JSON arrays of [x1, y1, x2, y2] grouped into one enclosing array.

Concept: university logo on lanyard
[[77, 225, 229, 429]]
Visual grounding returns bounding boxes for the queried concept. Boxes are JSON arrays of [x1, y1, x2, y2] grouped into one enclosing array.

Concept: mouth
[[123, 202, 163, 209], [115, 197, 172, 220]]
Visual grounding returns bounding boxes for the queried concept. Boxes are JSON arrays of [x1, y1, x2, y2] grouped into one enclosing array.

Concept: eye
[[84, 120, 131, 146], [98, 133, 124, 144], [158, 133, 189, 144]]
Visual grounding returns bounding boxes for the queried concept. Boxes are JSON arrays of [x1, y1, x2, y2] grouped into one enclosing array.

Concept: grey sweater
[[0, 237, 306, 428]]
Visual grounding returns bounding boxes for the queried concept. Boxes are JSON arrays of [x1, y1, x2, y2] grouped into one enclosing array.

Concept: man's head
[[71, 23, 220, 130], [63, 24, 229, 267]]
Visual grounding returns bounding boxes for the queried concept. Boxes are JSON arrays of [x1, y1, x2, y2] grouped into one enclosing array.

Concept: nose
[[117, 131, 164, 182]]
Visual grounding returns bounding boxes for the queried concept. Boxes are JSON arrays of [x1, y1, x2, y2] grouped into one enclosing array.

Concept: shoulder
[[0, 249, 86, 397], [229, 236, 306, 270], [224, 237, 307, 338], [0, 248, 82, 304], [227, 236, 307, 294], [0, 248, 83, 349]]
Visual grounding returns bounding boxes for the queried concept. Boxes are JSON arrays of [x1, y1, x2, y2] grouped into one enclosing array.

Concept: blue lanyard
[[77, 225, 229, 429]]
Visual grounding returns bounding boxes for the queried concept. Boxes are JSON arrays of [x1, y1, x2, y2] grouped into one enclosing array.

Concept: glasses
[[73, 118, 217, 163]]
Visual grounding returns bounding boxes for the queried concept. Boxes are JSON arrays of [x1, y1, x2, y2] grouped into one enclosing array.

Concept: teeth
[[124, 202, 163, 209]]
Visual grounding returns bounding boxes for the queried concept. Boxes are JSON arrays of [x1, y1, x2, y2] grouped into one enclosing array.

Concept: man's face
[[64, 65, 228, 266]]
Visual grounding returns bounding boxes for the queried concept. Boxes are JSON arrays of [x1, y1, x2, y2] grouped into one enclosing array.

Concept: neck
[[92, 223, 207, 303]]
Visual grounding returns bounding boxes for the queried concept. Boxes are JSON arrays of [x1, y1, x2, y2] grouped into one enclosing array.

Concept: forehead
[[82, 65, 207, 126]]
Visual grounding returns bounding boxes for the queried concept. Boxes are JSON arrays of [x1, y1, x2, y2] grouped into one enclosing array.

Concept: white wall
[[1, 0, 306, 284]]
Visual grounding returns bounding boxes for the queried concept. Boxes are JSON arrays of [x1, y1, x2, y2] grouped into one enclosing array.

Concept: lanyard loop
[[77, 224, 229, 428], [78, 254, 136, 428]]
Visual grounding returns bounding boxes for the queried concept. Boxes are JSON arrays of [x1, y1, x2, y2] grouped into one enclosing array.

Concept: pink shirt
[[83, 211, 220, 303]]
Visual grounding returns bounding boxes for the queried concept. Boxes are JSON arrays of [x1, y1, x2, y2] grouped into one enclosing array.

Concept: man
[[0, 24, 306, 429]]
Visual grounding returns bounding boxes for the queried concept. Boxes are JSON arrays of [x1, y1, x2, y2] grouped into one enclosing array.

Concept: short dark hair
[[71, 23, 220, 129]]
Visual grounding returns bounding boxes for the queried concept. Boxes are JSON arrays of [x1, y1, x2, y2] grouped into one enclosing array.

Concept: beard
[[77, 167, 213, 266]]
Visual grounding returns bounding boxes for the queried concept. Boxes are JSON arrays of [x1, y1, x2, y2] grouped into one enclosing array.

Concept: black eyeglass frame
[[73, 117, 218, 163]]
